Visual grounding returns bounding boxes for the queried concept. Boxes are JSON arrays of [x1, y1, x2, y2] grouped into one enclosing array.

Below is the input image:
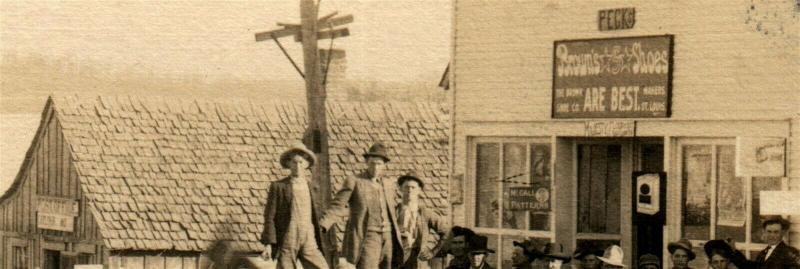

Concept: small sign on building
[[585, 120, 635, 137], [37, 196, 79, 232], [735, 137, 786, 177], [506, 184, 550, 212], [598, 8, 636, 31]]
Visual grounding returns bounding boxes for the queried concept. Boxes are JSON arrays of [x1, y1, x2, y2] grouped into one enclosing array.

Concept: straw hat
[[279, 142, 316, 169], [597, 245, 626, 267]]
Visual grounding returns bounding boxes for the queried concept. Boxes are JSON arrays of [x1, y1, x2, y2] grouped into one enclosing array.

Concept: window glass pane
[[578, 145, 621, 234], [715, 145, 746, 242], [476, 143, 500, 228], [751, 177, 782, 243], [502, 143, 527, 229], [529, 144, 551, 231], [682, 145, 712, 240], [501, 235, 548, 269]]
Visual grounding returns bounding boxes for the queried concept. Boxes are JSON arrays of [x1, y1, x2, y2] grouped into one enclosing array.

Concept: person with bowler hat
[[260, 142, 329, 269], [395, 170, 450, 269], [319, 142, 404, 269], [728, 215, 800, 269], [667, 239, 695, 269]]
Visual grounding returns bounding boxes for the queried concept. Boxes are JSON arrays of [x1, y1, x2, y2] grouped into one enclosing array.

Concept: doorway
[[632, 142, 665, 268], [43, 250, 60, 269]]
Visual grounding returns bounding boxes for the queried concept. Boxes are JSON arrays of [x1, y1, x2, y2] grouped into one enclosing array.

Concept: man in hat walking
[[260, 143, 329, 269], [396, 171, 450, 269], [728, 216, 800, 269], [319, 143, 403, 269]]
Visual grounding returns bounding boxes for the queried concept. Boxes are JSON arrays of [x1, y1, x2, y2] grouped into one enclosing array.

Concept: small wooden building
[[0, 95, 450, 269]]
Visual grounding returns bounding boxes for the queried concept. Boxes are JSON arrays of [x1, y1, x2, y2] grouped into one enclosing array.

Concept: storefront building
[[447, 1, 799, 268]]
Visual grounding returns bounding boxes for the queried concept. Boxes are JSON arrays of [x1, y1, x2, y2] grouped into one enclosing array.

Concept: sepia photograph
[[1, 1, 798, 269]]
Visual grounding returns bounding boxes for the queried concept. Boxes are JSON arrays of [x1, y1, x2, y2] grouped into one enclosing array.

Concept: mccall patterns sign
[[552, 35, 674, 118]]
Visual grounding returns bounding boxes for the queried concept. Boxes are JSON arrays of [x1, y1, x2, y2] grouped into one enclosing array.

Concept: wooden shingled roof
[[47, 95, 449, 252]]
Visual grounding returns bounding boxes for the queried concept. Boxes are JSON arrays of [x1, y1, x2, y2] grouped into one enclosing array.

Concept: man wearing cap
[[396, 171, 450, 269], [260, 143, 328, 269], [319, 143, 403, 269], [728, 216, 800, 269], [598, 245, 626, 269], [667, 239, 695, 269], [467, 235, 495, 269], [638, 254, 660, 269], [445, 226, 477, 269]]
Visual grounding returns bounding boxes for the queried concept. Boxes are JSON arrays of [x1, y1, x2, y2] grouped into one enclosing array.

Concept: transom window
[[472, 138, 554, 269]]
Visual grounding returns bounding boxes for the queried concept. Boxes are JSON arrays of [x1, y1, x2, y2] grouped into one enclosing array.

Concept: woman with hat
[[704, 240, 736, 269], [597, 245, 626, 269], [667, 239, 696, 269], [467, 235, 496, 269]]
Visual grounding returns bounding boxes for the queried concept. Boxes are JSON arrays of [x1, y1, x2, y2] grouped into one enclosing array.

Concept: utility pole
[[254, 1, 352, 266]]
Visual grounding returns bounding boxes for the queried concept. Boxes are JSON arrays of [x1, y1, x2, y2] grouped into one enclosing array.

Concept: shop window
[[680, 141, 783, 259], [472, 138, 554, 269], [12, 246, 28, 269]]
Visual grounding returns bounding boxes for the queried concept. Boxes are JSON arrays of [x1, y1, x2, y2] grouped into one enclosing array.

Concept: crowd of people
[[259, 142, 799, 269]]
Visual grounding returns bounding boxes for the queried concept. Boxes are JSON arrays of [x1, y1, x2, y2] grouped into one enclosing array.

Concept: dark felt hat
[[514, 240, 571, 261], [761, 215, 791, 230], [468, 235, 495, 254], [638, 254, 660, 267], [364, 143, 390, 162], [279, 142, 316, 169], [398, 170, 425, 189], [667, 238, 696, 260], [703, 240, 735, 259]]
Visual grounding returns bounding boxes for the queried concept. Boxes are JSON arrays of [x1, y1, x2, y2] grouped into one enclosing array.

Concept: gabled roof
[[34, 95, 449, 252]]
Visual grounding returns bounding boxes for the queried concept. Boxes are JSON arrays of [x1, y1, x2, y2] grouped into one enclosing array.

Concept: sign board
[[599, 8, 636, 31], [552, 35, 673, 118], [37, 196, 78, 232], [506, 185, 550, 212], [736, 137, 785, 177], [635, 173, 660, 215], [585, 120, 635, 137], [760, 190, 800, 215]]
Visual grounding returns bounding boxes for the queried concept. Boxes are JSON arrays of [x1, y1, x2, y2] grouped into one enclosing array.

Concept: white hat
[[597, 245, 625, 267]]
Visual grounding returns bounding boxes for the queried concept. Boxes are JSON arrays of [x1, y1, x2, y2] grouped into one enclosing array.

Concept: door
[[575, 143, 626, 253], [632, 142, 665, 268], [44, 250, 60, 269]]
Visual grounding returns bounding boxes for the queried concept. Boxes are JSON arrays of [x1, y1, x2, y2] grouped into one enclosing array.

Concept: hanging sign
[[736, 137, 786, 177], [37, 196, 79, 232], [552, 35, 673, 118], [635, 173, 660, 215]]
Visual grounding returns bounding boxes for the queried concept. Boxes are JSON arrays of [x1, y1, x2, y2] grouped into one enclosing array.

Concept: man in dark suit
[[730, 215, 800, 269], [395, 171, 449, 269], [467, 235, 495, 269], [319, 143, 403, 269], [260, 143, 328, 269]]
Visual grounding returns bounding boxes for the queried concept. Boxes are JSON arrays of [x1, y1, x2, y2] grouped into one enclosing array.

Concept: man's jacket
[[731, 241, 800, 269], [260, 177, 325, 257]]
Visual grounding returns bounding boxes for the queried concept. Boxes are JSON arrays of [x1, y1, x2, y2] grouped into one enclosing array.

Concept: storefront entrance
[[573, 138, 664, 268]]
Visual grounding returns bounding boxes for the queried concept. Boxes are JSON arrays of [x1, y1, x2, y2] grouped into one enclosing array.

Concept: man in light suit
[[395, 171, 449, 269], [260, 143, 328, 269], [730, 215, 800, 269], [319, 143, 403, 269]]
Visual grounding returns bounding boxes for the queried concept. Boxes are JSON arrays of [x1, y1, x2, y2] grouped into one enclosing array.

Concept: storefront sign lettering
[[736, 137, 785, 177], [552, 35, 673, 118], [585, 120, 635, 137], [37, 196, 78, 232], [598, 8, 636, 31], [506, 186, 550, 212]]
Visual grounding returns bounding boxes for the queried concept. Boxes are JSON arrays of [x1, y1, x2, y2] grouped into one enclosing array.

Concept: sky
[[0, 0, 452, 194]]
